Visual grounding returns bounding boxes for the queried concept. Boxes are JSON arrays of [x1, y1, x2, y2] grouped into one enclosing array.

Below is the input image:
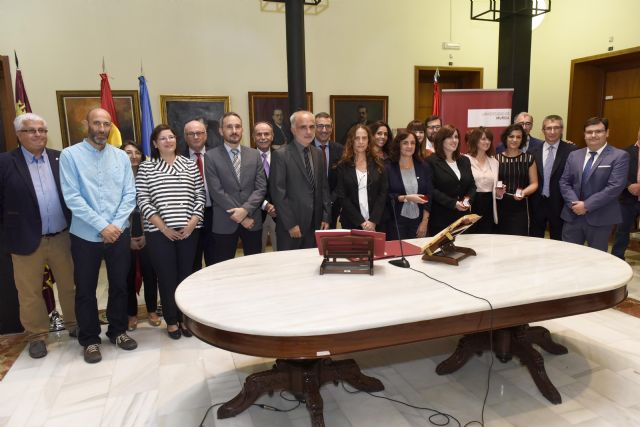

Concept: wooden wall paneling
[[0, 55, 17, 153]]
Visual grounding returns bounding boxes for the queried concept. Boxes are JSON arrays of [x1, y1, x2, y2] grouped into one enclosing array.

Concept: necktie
[[542, 145, 555, 197], [231, 149, 240, 181], [320, 144, 328, 176], [194, 152, 203, 178], [581, 151, 597, 197], [303, 147, 315, 190], [261, 152, 270, 178]]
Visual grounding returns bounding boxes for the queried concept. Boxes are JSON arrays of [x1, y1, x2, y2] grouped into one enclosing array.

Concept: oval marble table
[[176, 234, 632, 426]]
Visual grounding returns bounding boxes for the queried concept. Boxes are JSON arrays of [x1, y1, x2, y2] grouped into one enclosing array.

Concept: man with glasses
[[60, 108, 137, 363], [314, 112, 343, 228], [497, 112, 544, 154], [559, 117, 629, 251], [529, 115, 576, 240], [205, 113, 267, 263], [424, 115, 442, 152], [183, 120, 214, 269], [0, 113, 77, 358]]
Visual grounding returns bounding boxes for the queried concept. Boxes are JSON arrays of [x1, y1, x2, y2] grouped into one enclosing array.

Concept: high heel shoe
[[167, 326, 181, 340], [179, 322, 192, 338], [127, 316, 138, 331], [148, 313, 161, 327]]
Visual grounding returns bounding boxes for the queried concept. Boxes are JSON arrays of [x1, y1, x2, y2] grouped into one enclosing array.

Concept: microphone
[[389, 195, 410, 268]]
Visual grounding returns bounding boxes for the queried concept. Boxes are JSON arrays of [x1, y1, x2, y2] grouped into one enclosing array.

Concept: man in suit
[[529, 115, 577, 240], [253, 121, 278, 251], [183, 119, 214, 269], [270, 110, 331, 250], [0, 113, 77, 359], [611, 126, 640, 259], [205, 112, 267, 263], [559, 117, 629, 251], [270, 108, 291, 146], [497, 112, 544, 154], [313, 112, 344, 228]]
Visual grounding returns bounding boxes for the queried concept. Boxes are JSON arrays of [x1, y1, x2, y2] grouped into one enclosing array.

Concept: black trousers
[[386, 215, 421, 240], [145, 231, 197, 326], [468, 192, 495, 234], [276, 222, 317, 251], [127, 245, 158, 316], [529, 197, 564, 240], [71, 229, 130, 347], [211, 225, 262, 264], [193, 207, 215, 271]]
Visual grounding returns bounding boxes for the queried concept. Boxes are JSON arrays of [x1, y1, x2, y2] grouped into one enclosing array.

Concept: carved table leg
[[218, 358, 384, 427], [436, 324, 566, 404]]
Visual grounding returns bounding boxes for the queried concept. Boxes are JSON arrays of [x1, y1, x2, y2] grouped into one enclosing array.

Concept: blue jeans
[[611, 202, 640, 259]]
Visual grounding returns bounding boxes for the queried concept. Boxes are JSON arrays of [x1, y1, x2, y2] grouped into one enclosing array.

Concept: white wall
[[0, 0, 638, 148]]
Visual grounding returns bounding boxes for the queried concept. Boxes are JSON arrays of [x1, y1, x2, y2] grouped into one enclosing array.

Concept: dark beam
[[284, 0, 307, 114]]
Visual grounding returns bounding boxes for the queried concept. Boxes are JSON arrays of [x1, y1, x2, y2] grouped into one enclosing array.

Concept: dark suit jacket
[[270, 141, 331, 233], [619, 143, 639, 205], [205, 145, 267, 234], [559, 145, 629, 226], [271, 122, 292, 146], [316, 140, 344, 202], [530, 140, 577, 217], [385, 160, 433, 224], [335, 161, 388, 228], [496, 135, 544, 154], [0, 148, 71, 255], [426, 155, 476, 232]]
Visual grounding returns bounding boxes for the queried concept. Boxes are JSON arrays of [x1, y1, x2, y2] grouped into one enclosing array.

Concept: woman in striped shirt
[[136, 124, 205, 340]]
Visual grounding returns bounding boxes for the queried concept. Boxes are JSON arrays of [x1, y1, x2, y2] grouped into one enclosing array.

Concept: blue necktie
[[542, 145, 555, 197], [581, 151, 597, 197]]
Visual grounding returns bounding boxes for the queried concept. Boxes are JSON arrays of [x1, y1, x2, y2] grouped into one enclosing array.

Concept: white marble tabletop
[[176, 234, 632, 337]]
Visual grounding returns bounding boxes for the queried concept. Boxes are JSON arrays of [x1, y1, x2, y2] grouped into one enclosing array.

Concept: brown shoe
[[84, 344, 102, 364]]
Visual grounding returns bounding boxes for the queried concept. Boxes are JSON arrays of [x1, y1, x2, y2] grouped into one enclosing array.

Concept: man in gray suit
[[559, 117, 629, 251], [205, 112, 267, 263], [270, 110, 331, 250]]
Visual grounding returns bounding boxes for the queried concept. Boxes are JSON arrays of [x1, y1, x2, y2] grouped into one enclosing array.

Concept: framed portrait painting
[[329, 95, 389, 145], [247, 91, 313, 147], [160, 95, 230, 151], [56, 90, 141, 147]]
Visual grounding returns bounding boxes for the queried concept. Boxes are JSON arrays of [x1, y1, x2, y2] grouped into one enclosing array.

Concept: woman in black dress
[[495, 124, 539, 236], [426, 125, 476, 235], [335, 125, 388, 231]]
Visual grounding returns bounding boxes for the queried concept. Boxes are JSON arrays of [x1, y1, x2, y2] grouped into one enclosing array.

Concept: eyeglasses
[[157, 135, 176, 142], [316, 124, 332, 129], [185, 131, 206, 138], [543, 126, 563, 131], [19, 128, 48, 135], [585, 129, 606, 136], [517, 122, 533, 127], [426, 125, 441, 130]]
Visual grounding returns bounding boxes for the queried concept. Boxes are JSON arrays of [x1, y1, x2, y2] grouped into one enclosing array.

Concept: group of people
[[1, 106, 636, 365]]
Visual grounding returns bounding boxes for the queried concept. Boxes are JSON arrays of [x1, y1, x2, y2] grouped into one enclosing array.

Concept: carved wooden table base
[[218, 358, 384, 427], [436, 324, 568, 404]]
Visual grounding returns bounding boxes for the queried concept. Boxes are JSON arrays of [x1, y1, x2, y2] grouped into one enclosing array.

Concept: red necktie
[[195, 152, 204, 178]]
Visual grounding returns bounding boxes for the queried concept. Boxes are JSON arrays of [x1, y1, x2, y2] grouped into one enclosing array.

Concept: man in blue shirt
[[60, 108, 137, 363], [0, 113, 77, 359]]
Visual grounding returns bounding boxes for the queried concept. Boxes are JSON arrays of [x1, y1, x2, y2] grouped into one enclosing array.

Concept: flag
[[14, 52, 31, 115], [432, 69, 441, 116], [100, 73, 122, 147], [138, 75, 154, 157]]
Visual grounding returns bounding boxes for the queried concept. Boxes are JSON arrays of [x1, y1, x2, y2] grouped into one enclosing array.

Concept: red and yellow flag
[[100, 73, 122, 147]]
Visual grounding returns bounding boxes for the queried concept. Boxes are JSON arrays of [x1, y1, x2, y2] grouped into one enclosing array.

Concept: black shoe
[[68, 326, 78, 338], [167, 327, 181, 340], [28, 340, 47, 359], [84, 344, 102, 363], [179, 323, 192, 338], [109, 333, 138, 350]]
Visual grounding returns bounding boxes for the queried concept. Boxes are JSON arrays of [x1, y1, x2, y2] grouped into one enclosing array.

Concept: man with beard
[[60, 108, 138, 363], [424, 115, 442, 152]]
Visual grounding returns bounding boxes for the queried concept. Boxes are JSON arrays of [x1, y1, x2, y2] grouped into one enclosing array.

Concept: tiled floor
[[1, 249, 640, 426]]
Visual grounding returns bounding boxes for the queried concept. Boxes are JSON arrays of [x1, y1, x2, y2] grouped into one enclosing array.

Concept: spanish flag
[[100, 73, 122, 148], [14, 52, 31, 115]]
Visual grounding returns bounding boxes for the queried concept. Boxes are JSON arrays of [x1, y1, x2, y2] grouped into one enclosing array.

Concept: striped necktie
[[231, 149, 240, 181], [303, 147, 315, 190]]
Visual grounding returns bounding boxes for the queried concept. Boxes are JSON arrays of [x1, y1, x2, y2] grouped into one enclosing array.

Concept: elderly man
[[270, 110, 331, 250], [497, 112, 544, 154], [0, 113, 77, 358], [182, 119, 214, 269], [559, 117, 629, 251], [205, 113, 267, 263], [253, 121, 278, 251], [60, 108, 137, 363]]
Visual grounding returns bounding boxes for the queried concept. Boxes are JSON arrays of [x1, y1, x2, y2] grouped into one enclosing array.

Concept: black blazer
[[530, 140, 577, 214], [426, 155, 476, 232], [335, 161, 388, 228], [619, 143, 639, 205], [0, 148, 71, 255], [385, 159, 433, 222], [325, 141, 344, 200]]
